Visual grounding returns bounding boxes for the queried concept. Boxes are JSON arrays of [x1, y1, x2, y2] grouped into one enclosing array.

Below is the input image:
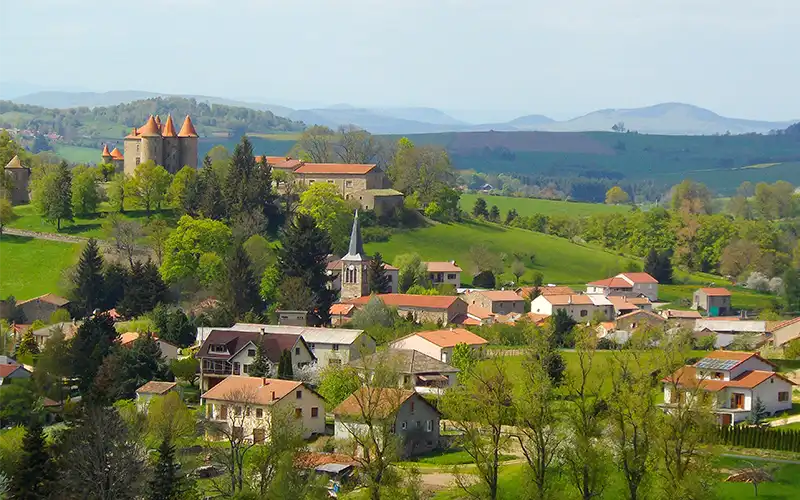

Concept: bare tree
[[292, 125, 336, 163], [146, 218, 169, 266], [442, 356, 514, 500], [104, 215, 143, 267], [248, 407, 309, 496], [335, 125, 381, 164]]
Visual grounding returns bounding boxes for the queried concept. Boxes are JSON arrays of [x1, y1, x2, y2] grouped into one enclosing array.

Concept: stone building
[[101, 114, 198, 175], [3, 155, 30, 204]]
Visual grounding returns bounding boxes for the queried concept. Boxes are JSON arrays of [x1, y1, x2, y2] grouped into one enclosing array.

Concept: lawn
[[398, 448, 516, 468], [459, 193, 630, 218], [54, 144, 102, 164], [365, 220, 639, 285], [0, 234, 82, 300], [8, 203, 178, 239]]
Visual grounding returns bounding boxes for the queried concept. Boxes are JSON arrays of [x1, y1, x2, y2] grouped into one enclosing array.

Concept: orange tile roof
[[16, 293, 70, 307], [542, 294, 595, 306], [666, 365, 793, 392], [615, 309, 665, 322], [587, 277, 633, 288], [700, 287, 732, 297], [101, 144, 111, 157], [333, 387, 417, 418], [662, 309, 702, 319], [453, 315, 482, 326], [607, 296, 651, 307], [201, 376, 305, 406], [161, 114, 177, 137], [138, 115, 161, 136], [125, 127, 140, 139], [110, 147, 123, 160], [136, 381, 177, 395], [345, 294, 461, 310], [467, 304, 494, 320], [425, 262, 462, 273], [412, 328, 488, 348], [330, 303, 356, 316], [0, 364, 27, 378], [620, 272, 658, 284], [474, 290, 522, 302], [294, 163, 377, 175], [178, 115, 198, 137], [767, 316, 800, 333], [527, 312, 551, 324], [256, 155, 294, 164]]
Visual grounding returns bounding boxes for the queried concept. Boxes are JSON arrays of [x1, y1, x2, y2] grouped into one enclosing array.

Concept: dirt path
[[3, 227, 155, 264], [3, 227, 88, 244]]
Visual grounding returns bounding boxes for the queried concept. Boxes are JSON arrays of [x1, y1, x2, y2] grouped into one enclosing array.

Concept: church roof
[[101, 144, 111, 157], [161, 114, 177, 137], [138, 115, 161, 137], [178, 115, 198, 137], [341, 210, 368, 261]]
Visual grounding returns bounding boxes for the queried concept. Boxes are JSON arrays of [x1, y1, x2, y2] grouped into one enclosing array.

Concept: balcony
[[203, 361, 234, 375]]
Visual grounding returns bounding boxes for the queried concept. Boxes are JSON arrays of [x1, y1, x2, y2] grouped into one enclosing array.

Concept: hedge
[[715, 425, 800, 452]]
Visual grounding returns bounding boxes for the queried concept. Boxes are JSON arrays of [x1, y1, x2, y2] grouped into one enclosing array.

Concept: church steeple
[[339, 210, 371, 300], [342, 209, 367, 261]]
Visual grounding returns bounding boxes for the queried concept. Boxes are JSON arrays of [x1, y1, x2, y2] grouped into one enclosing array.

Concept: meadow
[[365, 220, 639, 285], [53, 145, 101, 164], [459, 193, 630, 218], [0, 234, 81, 300]]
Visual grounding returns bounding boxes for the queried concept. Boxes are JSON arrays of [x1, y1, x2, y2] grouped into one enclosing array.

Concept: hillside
[[459, 194, 631, 218]]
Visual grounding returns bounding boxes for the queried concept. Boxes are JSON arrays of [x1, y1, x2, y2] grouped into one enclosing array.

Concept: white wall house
[[586, 272, 659, 301], [389, 328, 488, 364], [662, 351, 795, 426], [530, 294, 615, 322]]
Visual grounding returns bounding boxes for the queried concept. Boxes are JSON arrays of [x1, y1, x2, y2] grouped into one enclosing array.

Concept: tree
[[451, 342, 477, 383], [671, 180, 712, 215], [242, 234, 275, 277], [128, 160, 171, 214], [98, 162, 116, 181], [118, 260, 167, 317], [395, 253, 428, 292], [297, 182, 353, 254], [107, 173, 128, 213], [70, 312, 118, 394], [0, 198, 17, 235], [317, 364, 361, 408], [168, 356, 199, 386], [277, 213, 335, 325], [60, 407, 146, 500], [148, 438, 181, 500], [150, 304, 195, 347], [335, 124, 381, 164], [0, 382, 42, 427], [107, 217, 143, 268], [160, 215, 232, 284], [168, 165, 197, 211], [472, 270, 496, 289], [550, 308, 577, 347], [9, 419, 54, 500], [605, 186, 630, 204], [225, 137, 278, 227], [511, 260, 526, 283], [612, 122, 626, 133], [71, 238, 105, 316], [146, 218, 170, 266], [469, 244, 502, 275], [351, 296, 396, 329], [32, 160, 72, 230], [292, 125, 336, 163], [147, 392, 196, 445], [192, 161, 227, 220], [386, 137, 455, 203], [71, 165, 101, 215], [505, 208, 518, 225], [248, 341, 270, 378], [16, 327, 39, 356], [488, 205, 500, 222], [33, 325, 72, 402], [277, 349, 294, 380], [747, 397, 769, 427], [783, 267, 800, 314], [259, 264, 282, 306], [368, 252, 392, 294], [472, 197, 489, 218], [96, 332, 170, 402], [643, 248, 674, 284]]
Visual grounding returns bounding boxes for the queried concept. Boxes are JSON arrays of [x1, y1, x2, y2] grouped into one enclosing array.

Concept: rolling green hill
[[459, 193, 630, 218], [0, 234, 81, 300]]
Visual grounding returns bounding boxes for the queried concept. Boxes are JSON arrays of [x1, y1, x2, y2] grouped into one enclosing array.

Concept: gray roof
[[232, 323, 366, 345], [342, 210, 367, 261], [350, 349, 458, 375]]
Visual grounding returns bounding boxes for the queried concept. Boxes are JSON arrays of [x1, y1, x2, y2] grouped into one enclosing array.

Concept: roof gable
[[294, 163, 377, 175], [413, 328, 488, 348], [201, 376, 310, 405], [333, 387, 438, 418]]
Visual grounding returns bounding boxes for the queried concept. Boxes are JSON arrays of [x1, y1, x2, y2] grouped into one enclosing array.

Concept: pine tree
[[248, 341, 270, 377], [118, 260, 167, 317], [16, 328, 39, 356], [224, 244, 262, 319], [71, 238, 105, 316], [225, 136, 277, 227], [277, 213, 335, 325], [148, 438, 180, 500], [278, 349, 293, 380], [10, 419, 54, 499], [489, 205, 500, 222], [70, 312, 119, 393], [367, 252, 392, 294], [197, 162, 227, 220]]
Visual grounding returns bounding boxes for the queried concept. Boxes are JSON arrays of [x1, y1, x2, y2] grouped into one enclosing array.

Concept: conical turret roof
[[110, 148, 123, 160], [138, 115, 161, 137], [342, 210, 368, 261], [161, 114, 177, 137], [4, 155, 24, 169], [101, 144, 111, 157], [178, 115, 198, 137]]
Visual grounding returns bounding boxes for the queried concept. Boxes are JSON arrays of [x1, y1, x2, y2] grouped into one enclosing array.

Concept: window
[[328, 358, 342, 366], [135, 157, 141, 166], [235, 406, 242, 416], [243, 364, 249, 374], [256, 408, 263, 418], [210, 344, 227, 353], [426, 420, 433, 432], [345, 180, 353, 187], [309, 343, 315, 350], [403, 375, 411, 386], [247, 349, 256, 357], [295, 408, 303, 419], [245, 407, 251, 417], [233, 362, 240, 375], [295, 347, 300, 356], [416, 420, 421, 429], [311, 407, 319, 418], [447, 273, 456, 280], [309, 180, 315, 184], [400, 421, 407, 430], [779, 392, 790, 402], [219, 405, 228, 419], [580, 309, 588, 317], [296, 390, 302, 399], [713, 371, 724, 380], [333, 344, 339, 351]]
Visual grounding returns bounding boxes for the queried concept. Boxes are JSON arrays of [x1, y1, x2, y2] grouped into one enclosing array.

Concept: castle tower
[[340, 210, 371, 300], [177, 115, 199, 169], [138, 115, 162, 167], [3, 155, 31, 205], [101, 144, 112, 164], [161, 114, 180, 173], [123, 127, 139, 175], [109, 147, 124, 172]]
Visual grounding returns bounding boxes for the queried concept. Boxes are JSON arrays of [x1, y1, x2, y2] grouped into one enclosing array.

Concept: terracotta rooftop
[[294, 163, 377, 175], [662, 309, 702, 319], [700, 287, 732, 297], [425, 261, 462, 273], [541, 294, 595, 306], [101, 144, 111, 157], [178, 115, 199, 137], [161, 114, 177, 137], [201, 376, 306, 406], [110, 147, 123, 160], [767, 316, 800, 333], [345, 294, 462, 310], [615, 309, 666, 322], [136, 381, 177, 395], [404, 328, 488, 348], [587, 277, 633, 288], [620, 272, 658, 284], [473, 290, 522, 302], [467, 304, 494, 320], [333, 387, 418, 418], [453, 315, 482, 326], [0, 364, 27, 378], [527, 312, 551, 324], [138, 115, 161, 136], [330, 303, 356, 316], [607, 295, 651, 308], [666, 365, 793, 392], [16, 293, 70, 307]]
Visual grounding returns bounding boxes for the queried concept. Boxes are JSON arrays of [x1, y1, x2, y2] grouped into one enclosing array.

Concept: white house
[[202, 376, 326, 440], [586, 272, 659, 301], [662, 351, 795, 426], [693, 319, 768, 349], [350, 349, 459, 395], [530, 294, 615, 322], [389, 328, 488, 364], [232, 323, 376, 367], [135, 381, 178, 411], [119, 332, 180, 361]]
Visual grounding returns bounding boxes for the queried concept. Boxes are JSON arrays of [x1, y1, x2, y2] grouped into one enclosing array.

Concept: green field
[[659, 284, 775, 311], [0, 234, 81, 300], [53, 144, 102, 164], [365, 220, 639, 285], [459, 193, 630, 218]]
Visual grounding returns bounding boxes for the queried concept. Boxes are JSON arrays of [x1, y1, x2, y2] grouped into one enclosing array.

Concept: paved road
[[769, 414, 800, 427]]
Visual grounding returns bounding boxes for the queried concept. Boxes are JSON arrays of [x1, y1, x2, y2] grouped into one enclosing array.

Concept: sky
[[1, 0, 798, 122]]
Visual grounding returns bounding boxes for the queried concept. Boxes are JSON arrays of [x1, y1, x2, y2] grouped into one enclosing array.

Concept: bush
[[362, 226, 392, 243]]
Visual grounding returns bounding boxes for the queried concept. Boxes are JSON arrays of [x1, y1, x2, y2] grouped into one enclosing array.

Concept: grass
[[0, 234, 82, 300], [460, 193, 630, 218], [365, 220, 639, 285], [53, 144, 102, 164], [399, 448, 516, 467], [659, 284, 775, 311]]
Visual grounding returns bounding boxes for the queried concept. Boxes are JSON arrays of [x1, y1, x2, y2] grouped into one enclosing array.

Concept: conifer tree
[[71, 238, 105, 316], [277, 213, 335, 325], [225, 137, 277, 226], [118, 260, 167, 317], [70, 312, 119, 393], [278, 350, 293, 380], [197, 160, 227, 220], [367, 252, 392, 294], [248, 341, 270, 378], [10, 419, 54, 499], [34, 160, 73, 230], [148, 438, 180, 500], [224, 244, 262, 319]]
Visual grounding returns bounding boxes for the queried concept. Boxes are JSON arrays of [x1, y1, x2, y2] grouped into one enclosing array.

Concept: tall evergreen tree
[[35, 160, 73, 230], [71, 238, 105, 316], [118, 261, 167, 317], [783, 268, 800, 314], [148, 438, 180, 500], [102, 262, 128, 310], [248, 341, 270, 377], [9, 419, 54, 500], [644, 248, 674, 284], [225, 137, 277, 227], [70, 312, 119, 393], [367, 252, 392, 294], [277, 350, 293, 380], [224, 244, 262, 319], [196, 161, 226, 220], [277, 213, 335, 325]]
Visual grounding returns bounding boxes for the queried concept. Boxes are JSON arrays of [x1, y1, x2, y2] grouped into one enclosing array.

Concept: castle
[[101, 114, 198, 175]]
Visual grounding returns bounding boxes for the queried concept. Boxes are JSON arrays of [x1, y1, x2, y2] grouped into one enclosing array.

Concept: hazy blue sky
[[1, 0, 797, 121]]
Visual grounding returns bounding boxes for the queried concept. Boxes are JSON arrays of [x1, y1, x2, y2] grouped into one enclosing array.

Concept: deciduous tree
[[128, 161, 171, 214], [160, 215, 232, 284], [605, 186, 630, 204], [71, 165, 102, 215], [297, 182, 353, 255], [32, 160, 72, 229]]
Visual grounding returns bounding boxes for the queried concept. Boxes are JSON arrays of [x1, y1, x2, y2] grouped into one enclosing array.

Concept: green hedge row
[[715, 425, 800, 452]]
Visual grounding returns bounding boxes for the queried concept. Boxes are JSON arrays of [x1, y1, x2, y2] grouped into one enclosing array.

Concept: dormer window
[[713, 371, 724, 380], [210, 344, 228, 353]]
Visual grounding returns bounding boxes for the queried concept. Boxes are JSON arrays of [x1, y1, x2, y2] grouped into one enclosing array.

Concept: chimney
[[271, 391, 276, 401], [568, 296, 572, 305], [262, 377, 268, 386], [260, 327, 266, 335]]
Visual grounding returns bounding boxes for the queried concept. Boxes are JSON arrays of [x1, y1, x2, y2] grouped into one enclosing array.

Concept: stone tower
[[3, 155, 30, 205], [340, 210, 371, 300], [112, 114, 199, 175], [161, 115, 180, 173], [177, 115, 199, 171]]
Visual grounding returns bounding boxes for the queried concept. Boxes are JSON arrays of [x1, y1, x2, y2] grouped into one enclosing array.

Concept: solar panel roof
[[695, 358, 739, 370]]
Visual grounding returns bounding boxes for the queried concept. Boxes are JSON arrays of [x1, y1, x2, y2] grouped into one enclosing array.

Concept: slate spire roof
[[342, 210, 368, 261]]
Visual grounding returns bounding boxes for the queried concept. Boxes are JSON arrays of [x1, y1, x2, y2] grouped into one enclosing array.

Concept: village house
[[515, 285, 576, 299], [135, 381, 178, 410], [693, 318, 768, 349], [389, 328, 488, 364], [202, 376, 326, 441], [292, 163, 403, 214], [350, 349, 459, 395], [426, 262, 462, 287], [463, 290, 525, 316], [606, 295, 653, 316], [4, 155, 30, 204], [230, 323, 376, 367], [333, 387, 441, 456], [196, 329, 315, 391], [692, 288, 733, 317], [586, 272, 659, 301], [530, 294, 615, 322], [119, 332, 180, 361], [343, 294, 469, 325], [662, 351, 795, 426], [15, 293, 71, 323], [330, 303, 357, 326], [31, 321, 77, 349], [0, 363, 31, 385], [614, 309, 667, 332], [659, 309, 702, 329], [768, 317, 800, 348]]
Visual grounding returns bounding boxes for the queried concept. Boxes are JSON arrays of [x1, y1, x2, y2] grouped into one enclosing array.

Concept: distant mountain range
[[7, 89, 798, 136]]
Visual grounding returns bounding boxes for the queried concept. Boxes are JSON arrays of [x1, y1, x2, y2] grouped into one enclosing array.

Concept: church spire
[[342, 209, 367, 261]]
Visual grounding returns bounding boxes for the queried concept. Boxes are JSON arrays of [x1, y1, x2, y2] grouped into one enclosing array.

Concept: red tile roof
[[136, 381, 177, 395], [700, 287, 732, 297], [620, 272, 658, 284], [453, 315, 482, 326], [161, 114, 177, 137], [587, 277, 633, 288], [425, 262, 462, 273], [345, 294, 461, 310], [0, 364, 26, 377], [666, 365, 793, 391], [178, 115, 198, 137], [110, 148, 123, 160], [333, 387, 418, 418], [467, 304, 494, 320], [138, 115, 161, 136], [662, 309, 702, 319], [294, 163, 377, 175], [125, 127, 139, 139], [330, 303, 356, 316], [767, 316, 800, 333], [201, 376, 305, 406], [101, 144, 111, 157], [410, 328, 488, 348]]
